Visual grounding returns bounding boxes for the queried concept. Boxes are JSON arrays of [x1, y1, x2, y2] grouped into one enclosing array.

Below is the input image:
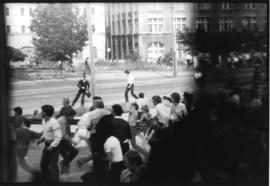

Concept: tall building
[[4, 3, 106, 62], [194, 2, 267, 32], [105, 3, 195, 61], [5, 3, 37, 59]]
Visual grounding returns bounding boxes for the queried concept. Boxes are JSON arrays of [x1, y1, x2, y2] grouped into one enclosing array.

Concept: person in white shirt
[[136, 92, 146, 112], [151, 95, 171, 127], [124, 70, 138, 103], [37, 105, 62, 182], [75, 99, 111, 167], [170, 92, 188, 122]]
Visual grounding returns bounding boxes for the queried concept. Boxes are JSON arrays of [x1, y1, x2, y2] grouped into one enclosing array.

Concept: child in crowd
[[16, 118, 42, 173], [128, 103, 139, 127], [120, 150, 144, 183], [136, 92, 146, 112], [138, 105, 151, 127]]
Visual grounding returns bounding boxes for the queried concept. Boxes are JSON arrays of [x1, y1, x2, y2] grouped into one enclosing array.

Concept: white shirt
[[186, 54, 192, 60], [152, 103, 171, 125], [41, 118, 62, 147], [104, 136, 123, 163], [77, 108, 110, 131], [171, 102, 188, 121], [136, 98, 146, 111], [127, 74, 135, 85]]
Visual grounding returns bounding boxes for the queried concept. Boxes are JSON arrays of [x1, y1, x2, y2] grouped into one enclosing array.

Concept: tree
[[7, 46, 26, 62], [30, 4, 88, 63]]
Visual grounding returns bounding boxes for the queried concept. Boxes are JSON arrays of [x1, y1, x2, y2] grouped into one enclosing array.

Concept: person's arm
[[129, 127, 149, 157], [48, 122, 62, 150]]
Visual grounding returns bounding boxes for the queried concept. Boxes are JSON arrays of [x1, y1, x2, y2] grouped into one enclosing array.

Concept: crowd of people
[[9, 59, 267, 184]]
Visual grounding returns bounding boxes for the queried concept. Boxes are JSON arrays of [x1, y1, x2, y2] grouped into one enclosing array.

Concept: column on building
[[110, 4, 114, 60], [131, 3, 136, 53], [125, 4, 130, 56]]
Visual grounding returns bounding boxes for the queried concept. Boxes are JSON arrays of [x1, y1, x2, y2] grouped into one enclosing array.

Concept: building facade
[[105, 3, 195, 61], [5, 3, 37, 60], [4, 3, 106, 63], [106, 2, 267, 62], [194, 2, 267, 32]]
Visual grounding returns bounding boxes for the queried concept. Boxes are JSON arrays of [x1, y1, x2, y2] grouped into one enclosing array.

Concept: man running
[[124, 70, 138, 103], [72, 73, 90, 107]]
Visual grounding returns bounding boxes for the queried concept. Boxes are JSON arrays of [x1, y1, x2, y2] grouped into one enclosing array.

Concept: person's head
[[124, 70, 130, 76], [93, 96, 102, 101], [183, 92, 194, 104], [64, 108, 76, 121], [152, 95, 162, 106], [171, 92, 181, 104], [124, 150, 143, 168], [41, 105, 54, 118], [130, 103, 139, 111], [22, 117, 31, 128], [162, 96, 172, 103], [139, 92, 144, 98], [93, 100, 104, 109], [85, 57, 89, 61], [112, 104, 123, 116], [14, 107, 23, 116], [141, 105, 149, 114], [62, 98, 70, 107]]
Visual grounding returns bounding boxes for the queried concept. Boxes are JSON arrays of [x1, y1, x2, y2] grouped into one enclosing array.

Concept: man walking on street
[[124, 70, 138, 103], [37, 105, 62, 182], [72, 73, 90, 107], [57, 108, 78, 174]]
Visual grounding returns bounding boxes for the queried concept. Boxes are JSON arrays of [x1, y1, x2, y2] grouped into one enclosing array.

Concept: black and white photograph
[[0, 2, 268, 184]]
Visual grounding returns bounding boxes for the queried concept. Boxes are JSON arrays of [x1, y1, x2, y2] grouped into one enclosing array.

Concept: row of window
[[196, 3, 264, 10], [6, 25, 28, 34], [5, 7, 33, 16]]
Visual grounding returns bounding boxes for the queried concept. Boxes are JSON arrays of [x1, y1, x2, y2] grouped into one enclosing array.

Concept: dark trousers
[[107, 161, 125, 183], [59, 140, 78, 167], [72, 90, 86, 106], [40, 142, 60, 182], [124, 84, 138, 102]]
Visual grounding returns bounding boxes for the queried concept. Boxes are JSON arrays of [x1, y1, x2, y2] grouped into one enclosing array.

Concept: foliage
[[177, 24, 267, 56], [160, 52, 173, 66], [30, 4, 88, 62], [7, 46, 26, 62], [125, 52, 141, 62]]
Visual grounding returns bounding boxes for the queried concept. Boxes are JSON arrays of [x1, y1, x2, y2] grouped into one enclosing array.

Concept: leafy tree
[[7, 46, 26, 62], [30, 4, 88, 63]]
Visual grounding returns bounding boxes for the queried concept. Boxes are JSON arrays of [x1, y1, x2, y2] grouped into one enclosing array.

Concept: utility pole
[[171, 5, 177, 77], [87, 4, 96, 97]]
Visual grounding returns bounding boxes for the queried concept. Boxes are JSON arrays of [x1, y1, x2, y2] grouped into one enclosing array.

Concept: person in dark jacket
[[71, 73, 90, 107]]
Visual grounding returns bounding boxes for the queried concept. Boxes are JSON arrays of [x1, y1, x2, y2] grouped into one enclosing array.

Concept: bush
[[125, 52, 140, 62], [161, 53, 173, 67]]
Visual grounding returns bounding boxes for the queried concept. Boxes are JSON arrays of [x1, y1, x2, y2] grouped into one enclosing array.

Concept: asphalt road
[[10, 70, 197, 115]]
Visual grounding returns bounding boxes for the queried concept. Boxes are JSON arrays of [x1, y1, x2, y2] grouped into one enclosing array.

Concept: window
[[21, 25, 25, 33], [128, 19, 132, 34], [219, 17, 233, 31], [196, 3, 210, 10], [91, 7, 95, 14], [6, 25, 11, 33], [196, 18, 210, 31], [135, 18, 138, 33], [83, 7, 87, 17], [221, 3, 232, 10], [122, 20, 126, 34], [21, 8, 24, 16], [118, 21, 121, 34], [242, 16, 257, 27], [5, 7, 9, 16], [29, 7, 33, 16], [175, 17, 186, 32], [243, 3, 255, 9], [148, 42, 164, 58], [148, 18, 163, 33]]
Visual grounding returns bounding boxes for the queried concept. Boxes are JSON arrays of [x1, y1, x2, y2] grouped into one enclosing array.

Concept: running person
[[124, 70, 138, 103], [71, 73, 90, 107]]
